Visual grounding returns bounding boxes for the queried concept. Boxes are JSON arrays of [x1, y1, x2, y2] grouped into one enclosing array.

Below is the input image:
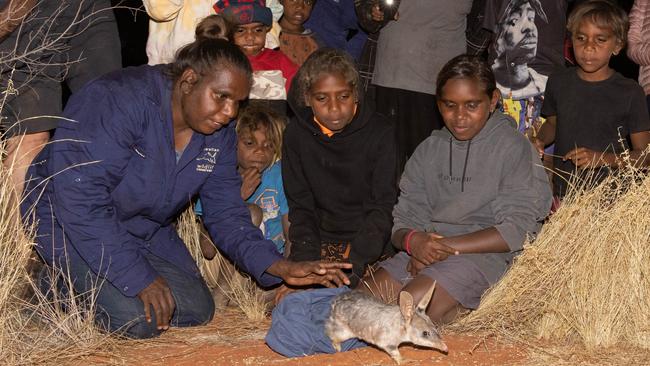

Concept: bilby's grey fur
[[325, 282, 447, 364]]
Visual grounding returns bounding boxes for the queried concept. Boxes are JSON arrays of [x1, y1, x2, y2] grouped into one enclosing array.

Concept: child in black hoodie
[[282, 48, 398, 287]]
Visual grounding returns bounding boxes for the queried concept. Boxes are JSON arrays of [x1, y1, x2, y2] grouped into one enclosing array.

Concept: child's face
[[305, 73, 357, 134], [233, 23, 268, 57], [237, 125, 275, 172], [571, 19, 622, 82], [279, 0, 314, 32], [437, 78, 499, 141]]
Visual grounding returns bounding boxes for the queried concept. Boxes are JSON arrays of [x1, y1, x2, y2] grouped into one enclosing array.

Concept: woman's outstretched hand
[[266, 259, 352, 288]]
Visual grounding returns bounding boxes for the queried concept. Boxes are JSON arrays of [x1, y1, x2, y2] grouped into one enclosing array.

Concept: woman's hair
[[236, 104, 287, 162], [436, 54, 497, 98], [167, 15, 252, 83], [195, 14, 232, 41], [295, 48, 359, 105], [567, 0, 628, 44]]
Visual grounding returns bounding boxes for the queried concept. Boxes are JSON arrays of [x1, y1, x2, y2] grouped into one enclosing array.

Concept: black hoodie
[[282, 97, 398, 279]]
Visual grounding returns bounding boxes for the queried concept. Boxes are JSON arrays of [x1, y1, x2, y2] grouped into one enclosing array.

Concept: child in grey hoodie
[[360, 55, 552, 325]]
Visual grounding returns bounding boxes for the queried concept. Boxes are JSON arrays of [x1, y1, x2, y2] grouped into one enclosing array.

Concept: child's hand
[[563, 147, 606, 169], [409, 232, 458, 265], [406, 256, 427, 276], [240, 167, 262, 200], [371, 4, 385, 22], [529, 136, 545, 158], [371, 3, 398, 22]]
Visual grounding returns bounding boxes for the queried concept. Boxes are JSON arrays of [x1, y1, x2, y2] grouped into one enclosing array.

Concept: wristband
[[404, 229, 417, 255]]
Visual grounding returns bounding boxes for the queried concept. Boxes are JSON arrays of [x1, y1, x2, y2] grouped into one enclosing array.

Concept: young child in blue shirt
[[198, 105, 290, 258], [236, 105, 291, 254]]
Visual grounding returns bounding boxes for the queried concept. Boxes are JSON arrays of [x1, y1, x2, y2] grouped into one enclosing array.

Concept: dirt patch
[[88, 309, 528, 366]]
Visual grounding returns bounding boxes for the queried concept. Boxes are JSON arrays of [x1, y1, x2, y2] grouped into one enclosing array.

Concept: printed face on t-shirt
[[496, 1, 539, 64], [233, 23, 269, 57]]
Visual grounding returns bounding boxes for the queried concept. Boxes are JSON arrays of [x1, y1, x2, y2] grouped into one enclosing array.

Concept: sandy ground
[[93, 308, 528, 366]]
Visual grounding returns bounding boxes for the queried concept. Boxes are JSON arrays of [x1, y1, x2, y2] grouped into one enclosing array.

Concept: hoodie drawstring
[[461, 140, 471, 192], [449, 137, 453, 179], [449, 137, 472, 192]]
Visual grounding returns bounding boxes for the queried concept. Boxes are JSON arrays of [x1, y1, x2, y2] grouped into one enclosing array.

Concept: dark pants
[[374, 85, 444, 172], [646, 95, 650, 117], [40, 247, 214, 339]]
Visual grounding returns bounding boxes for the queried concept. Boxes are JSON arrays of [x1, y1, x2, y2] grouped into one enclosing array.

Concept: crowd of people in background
[[1, 0, 649, 346]]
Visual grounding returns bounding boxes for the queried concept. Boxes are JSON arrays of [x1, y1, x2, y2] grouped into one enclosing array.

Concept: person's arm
[[466, 0, 492, 55], [354, 0, 390, 34], [200, 135, 352, 289], [530, 115, 557, 156], [199, 128, 284, 287], [275, 168, 291, 257], [612, 82, 650, 168], [394, 227, 509, 265], [282, 125, 322, 262], [564, 86, 650, 169], [0, 0, 36, 42], [627, 0, 650, 67], [532, 73, 559, 156], [348, 125, 398, 278], [628, 131, 650, 167], [390, 142, 438, 249], [397, 140, 552, 264], [142, 0, 183, 22], [281, 214, 291, 257], [48, 84, 160, 298], [563, 133, 650, 169]]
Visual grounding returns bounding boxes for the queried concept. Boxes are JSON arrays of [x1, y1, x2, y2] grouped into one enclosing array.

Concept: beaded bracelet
[[404, 229, 417, 255]]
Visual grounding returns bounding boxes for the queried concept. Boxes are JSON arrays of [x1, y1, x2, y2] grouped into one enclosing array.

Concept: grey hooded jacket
[[392, 111, 552, 284]]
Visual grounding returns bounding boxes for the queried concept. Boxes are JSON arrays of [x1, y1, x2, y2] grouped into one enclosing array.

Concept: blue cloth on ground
[[265, 287, 367, 357]]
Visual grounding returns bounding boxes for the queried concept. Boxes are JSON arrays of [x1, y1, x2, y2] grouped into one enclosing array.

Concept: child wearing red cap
[[215, 0, 298, 102]]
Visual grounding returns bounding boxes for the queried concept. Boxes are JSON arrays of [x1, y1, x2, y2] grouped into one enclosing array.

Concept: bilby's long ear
[[399, 291, 414, 325], [416, 281, 436, 312]]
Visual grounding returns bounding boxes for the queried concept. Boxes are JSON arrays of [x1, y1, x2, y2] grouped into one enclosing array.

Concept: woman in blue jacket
[[21, 18, 350, 339]]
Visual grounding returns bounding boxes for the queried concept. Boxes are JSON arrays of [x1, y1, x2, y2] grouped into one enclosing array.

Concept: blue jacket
[[22, 65, 283, 297], [304, 0, 367, 60]]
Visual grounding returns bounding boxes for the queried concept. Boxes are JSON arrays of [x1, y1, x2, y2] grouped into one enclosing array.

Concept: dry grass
[[0, 139, 116, 365], [176, 205, 207, 270], [360, 271, 399, 305], [0, 142, 36, 362], [215, 263, 270, 322], [450, 150, 650, 364], [177, 205, 270, 322]]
